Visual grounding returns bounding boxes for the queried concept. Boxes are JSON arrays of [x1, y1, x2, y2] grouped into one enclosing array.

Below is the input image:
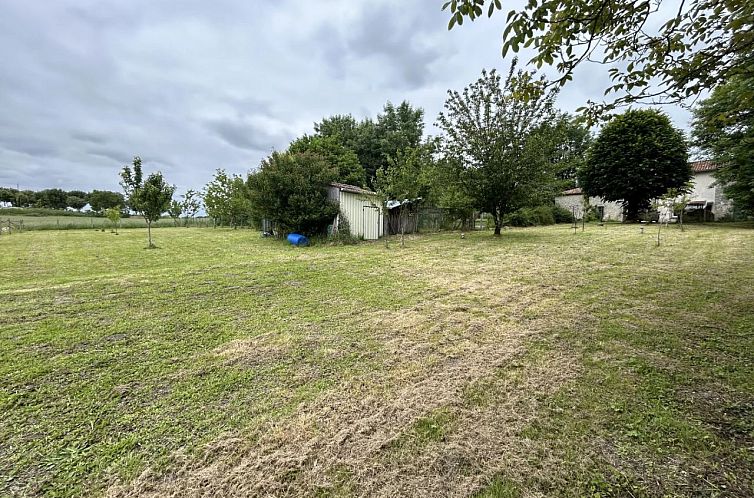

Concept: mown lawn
[[1, 224, 752, 497]]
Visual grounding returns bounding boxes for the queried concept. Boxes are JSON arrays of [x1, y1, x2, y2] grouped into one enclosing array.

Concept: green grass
[[1, 224, 753, 497], [0, 214, 212, 230]]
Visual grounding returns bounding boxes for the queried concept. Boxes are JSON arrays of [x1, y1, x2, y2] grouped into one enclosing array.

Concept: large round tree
[[579, 109, 690, 221]]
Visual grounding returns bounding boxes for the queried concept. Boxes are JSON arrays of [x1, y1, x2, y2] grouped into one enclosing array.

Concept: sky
[[0, 0, 696, 195]]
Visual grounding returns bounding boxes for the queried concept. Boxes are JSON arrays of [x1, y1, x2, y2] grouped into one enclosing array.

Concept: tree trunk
[[493, 209, 502, 236], [147, 221, 153, 248], [624, 203, 640, 222], [680, 209, 684, 232]]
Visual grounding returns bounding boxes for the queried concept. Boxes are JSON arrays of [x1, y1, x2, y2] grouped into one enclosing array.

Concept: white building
[[555, 187, 624, 221], [328, 182, 384, 240], [554, 161, 731, 222]]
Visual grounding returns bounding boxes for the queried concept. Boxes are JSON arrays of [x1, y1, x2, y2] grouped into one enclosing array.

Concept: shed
[[328, 183, 384, 240]]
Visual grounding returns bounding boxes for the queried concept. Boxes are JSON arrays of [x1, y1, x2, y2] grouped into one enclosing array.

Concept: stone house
[[554, 160, 731, 222]]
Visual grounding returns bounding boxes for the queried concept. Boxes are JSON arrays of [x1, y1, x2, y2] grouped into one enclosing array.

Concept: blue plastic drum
[[287, 233, 309, 246]]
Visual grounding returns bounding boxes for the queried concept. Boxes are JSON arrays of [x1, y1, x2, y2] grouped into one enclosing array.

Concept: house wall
[[329, 187, 383, 239], [688, 171, 731, 218], [555, 195, 623, 221]]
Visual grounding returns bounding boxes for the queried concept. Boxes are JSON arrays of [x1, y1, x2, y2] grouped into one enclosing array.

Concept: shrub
[[553, 205, 574, 224], [504, 205, 558, 227], [505, 209, 535, 227], [329, 212, 359, 245], [584, 206, 600, 222], [531, 205, 555, 225]]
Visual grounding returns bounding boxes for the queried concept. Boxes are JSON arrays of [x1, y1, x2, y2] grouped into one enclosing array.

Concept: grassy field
[[0, 215, 211, 230], [1, 224, 753, 497]]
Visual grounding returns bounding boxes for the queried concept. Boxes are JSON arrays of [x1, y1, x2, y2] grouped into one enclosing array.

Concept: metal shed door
[[362, 206, 380, 240]]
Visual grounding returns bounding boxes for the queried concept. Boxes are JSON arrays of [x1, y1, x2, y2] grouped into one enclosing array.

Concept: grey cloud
[[0, 0, 694, 194], [205, 118, 291, 153], [345, 3, 444, 89], [86, 147, 128, 164]]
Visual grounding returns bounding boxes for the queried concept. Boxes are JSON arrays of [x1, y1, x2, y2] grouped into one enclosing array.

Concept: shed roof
[[330, 182, 376, 196]]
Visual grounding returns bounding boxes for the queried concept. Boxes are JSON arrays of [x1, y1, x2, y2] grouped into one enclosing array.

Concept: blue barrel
[[287, 233, 309, 246]]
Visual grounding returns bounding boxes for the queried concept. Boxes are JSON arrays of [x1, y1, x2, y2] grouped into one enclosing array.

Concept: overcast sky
[[0, 0, 695, 194]]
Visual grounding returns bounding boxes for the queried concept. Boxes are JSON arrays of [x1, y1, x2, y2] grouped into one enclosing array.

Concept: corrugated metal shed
[[329, 183, 384, 240]]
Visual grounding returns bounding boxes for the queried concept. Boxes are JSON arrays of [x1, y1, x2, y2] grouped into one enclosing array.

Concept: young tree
[[289, 135, 367, 187], [120, 156, 175, 248], [167, 200, 183, 226], [204, 169, 252, 227], [692, 75, 754, 216], [247, 151, 339, 236], [661, 186, 692, 231], [105, 206, 121, 234], [579, 109, 690, 221], [374, 146, 432, 247], [437, 62, 561, 235], [181, 189, 202, 226], [443, 0, 753, 120]]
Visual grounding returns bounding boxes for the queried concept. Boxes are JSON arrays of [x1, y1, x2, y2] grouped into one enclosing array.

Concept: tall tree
[[289, 135, 367, 187], [692, 75, 754, 216], [204, 169, 252, 227], [36, 189, 68, 210], [443, 0, 754, 121], [579, 109, 690, 221], [437, 63, 561, 235], [66, 195, 87, 211], [88, 190, 125, 213], [120, 156, 175, 248], [247, 151, 339, 236], [376, 101, 425, 161], [312, 102, 427, 186], [550, 115, 592, 189]]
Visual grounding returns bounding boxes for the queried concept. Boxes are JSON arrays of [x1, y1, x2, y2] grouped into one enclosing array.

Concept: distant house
[[682, 160, 731, 220], [554, 160, 731, 221], [328, 183, 384, 240], [554, 187, 623, 221]]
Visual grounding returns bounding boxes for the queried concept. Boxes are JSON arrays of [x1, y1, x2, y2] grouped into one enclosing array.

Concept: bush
[[329, 212, 359, 245], [584, 206, 600, 222], [531, 205, 555, 225], [553, 205, 574, 224], [504, 205, 557, 227]]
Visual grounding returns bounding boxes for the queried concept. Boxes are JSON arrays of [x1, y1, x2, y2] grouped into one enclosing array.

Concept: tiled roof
[[690, 160, 719, 172], [330, 182, 376, 195], [562, 187, 583, 195]]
